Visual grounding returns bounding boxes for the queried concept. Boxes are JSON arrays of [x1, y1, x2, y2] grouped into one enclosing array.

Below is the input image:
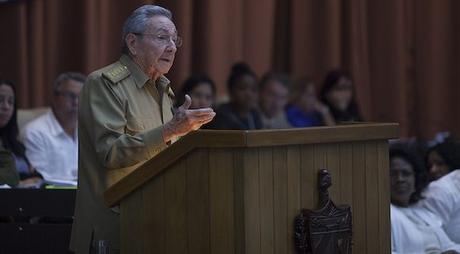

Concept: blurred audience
[[389, 146, 460, 253], [0, 79, 41, 187], [320, 70, 362, 123], [258, 72, 291, 129], [2, 58, 460, 250], [425, 138, 460, 182], [209, 63, 262, 130], [176, 74, 216, 109], [286, 77, 335, 127], [22, 72, 85, 186]]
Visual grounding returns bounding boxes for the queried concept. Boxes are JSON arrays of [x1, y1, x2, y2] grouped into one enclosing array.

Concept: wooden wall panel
[[351, 143, 366, 254], [186, 149, 211, 254], [142, 175, 165, 253], [209, 149, 235, 254], [164, 160, 188, 253], [258, 148, 274, 254], [273, 147, 288, 254], [338, 143, 354, 205], [233, 149, 246, 254], [286, 146, 301, 254], [378, 141, 391, 254], [121, 188, 143, 254], [325, 144, 340, 199], [300, 146, 316, 209], [243, 148, 261, 254], [365, 142, 380, 254]]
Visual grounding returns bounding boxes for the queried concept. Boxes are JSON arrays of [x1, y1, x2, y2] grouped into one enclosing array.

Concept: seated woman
[[176, 74, 216, 109], [319, 70, 362, 123], [208, 63, 262, 130], [425, 137, 460, 182], [285, 77, 335, 127], [258, 72, 291, 129], [0, 79, 41, 187], [389, 146, 460, 253]]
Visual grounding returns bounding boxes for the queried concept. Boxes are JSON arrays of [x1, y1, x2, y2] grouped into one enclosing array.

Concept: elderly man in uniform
[[70, 5, 215, 254]]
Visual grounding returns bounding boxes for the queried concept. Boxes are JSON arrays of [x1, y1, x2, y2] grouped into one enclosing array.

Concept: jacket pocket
[[125, 117, 144, 135]]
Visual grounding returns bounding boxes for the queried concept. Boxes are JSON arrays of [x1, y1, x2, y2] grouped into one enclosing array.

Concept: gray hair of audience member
[[258, 72, 291, 91], [53, 72, 86, 93], [121, 5, 173, 55]]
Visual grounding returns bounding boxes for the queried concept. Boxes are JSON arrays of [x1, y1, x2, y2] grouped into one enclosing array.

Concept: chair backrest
[[17, 107, 49, 133]]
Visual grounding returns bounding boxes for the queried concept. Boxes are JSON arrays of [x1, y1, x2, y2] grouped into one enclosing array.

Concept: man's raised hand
[[163, 95, 216, 142]]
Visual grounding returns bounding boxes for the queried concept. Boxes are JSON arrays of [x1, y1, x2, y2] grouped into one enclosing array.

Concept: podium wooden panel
[[104, 123, 398, 254]]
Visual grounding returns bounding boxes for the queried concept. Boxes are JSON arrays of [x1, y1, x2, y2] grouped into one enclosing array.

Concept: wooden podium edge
[[104, 122, 399, 207]]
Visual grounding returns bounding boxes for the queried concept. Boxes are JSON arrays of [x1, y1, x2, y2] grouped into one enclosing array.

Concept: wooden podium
[[104, 123, 398, 254]]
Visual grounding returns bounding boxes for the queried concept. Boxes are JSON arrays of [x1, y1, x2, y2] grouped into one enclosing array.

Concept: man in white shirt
[[22, 72, 85, 186], [420, 169, 460, 244]]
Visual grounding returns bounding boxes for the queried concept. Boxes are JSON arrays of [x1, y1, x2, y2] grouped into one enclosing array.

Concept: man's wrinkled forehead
[[146, 16, 177, 34]]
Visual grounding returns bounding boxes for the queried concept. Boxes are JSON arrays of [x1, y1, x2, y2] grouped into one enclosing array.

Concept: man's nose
[[166, 45, 177, 53], [166, 40, 177, 52]]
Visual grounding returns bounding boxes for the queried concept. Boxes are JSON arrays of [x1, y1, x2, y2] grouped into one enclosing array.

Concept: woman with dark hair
[[426, 138, 460, 182], [389, 146, 460, 253], [175, 74, 216, 109], [390, 147, 427, 206], [319, 70, 362, 123], [419, 138, 460, 244], [209, 62, 262, 130], [0, 80, 41, 187]]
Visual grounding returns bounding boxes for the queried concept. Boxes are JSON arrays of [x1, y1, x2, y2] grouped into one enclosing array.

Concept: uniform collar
[[119, 54, 171, 89], [156, 75, 171, 93]]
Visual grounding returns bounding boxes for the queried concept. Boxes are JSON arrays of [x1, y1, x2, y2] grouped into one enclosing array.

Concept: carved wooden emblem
[[294, 169, 352, 254]]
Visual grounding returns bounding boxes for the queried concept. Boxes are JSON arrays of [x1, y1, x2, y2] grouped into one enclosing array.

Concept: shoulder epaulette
[[167, 87, 175, 99], [102, 63, 130, 84]]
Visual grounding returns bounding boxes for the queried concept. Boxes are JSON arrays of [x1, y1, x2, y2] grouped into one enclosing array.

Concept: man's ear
[[126, 33, 137, 55]]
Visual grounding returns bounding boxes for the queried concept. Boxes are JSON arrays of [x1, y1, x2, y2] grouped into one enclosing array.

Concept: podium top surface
[[104, 123, 399, 206]]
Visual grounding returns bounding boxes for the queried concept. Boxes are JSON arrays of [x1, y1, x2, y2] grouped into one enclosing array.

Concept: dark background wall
[[1, 0, 460, 138]]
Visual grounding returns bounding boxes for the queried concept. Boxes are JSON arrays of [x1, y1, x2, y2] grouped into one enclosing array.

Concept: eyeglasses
[[133, 32, 183, 48], [55, 91, 79, 101]]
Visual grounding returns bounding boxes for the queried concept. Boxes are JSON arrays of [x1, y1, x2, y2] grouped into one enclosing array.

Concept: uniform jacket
[[70, 54, 174, 253]]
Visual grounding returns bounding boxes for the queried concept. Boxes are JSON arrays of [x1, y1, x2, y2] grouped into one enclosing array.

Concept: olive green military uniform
[[70, 54, 175, 253]]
